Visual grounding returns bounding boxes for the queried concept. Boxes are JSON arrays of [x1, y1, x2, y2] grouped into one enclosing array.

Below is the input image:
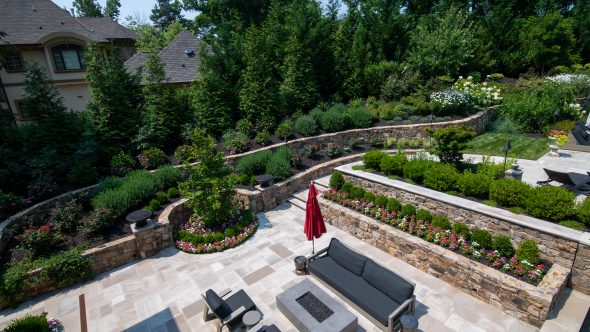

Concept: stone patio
[[1, 196, 589, 332]]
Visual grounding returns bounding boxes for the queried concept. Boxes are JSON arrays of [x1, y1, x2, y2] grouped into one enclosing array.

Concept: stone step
[[288, 197, 306, 211]]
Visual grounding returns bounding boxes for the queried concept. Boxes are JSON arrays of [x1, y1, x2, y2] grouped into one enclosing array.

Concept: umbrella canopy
[[304, 182, 326, 253]]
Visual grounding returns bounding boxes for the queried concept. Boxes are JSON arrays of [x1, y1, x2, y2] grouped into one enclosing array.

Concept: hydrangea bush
[[453, 76, 502, 107], [430, 90, 469, 115]]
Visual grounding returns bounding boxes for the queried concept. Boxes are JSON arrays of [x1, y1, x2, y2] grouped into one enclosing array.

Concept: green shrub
[[423, 164, 459, 192], [375, 195, 388, 207], [50, 199, 83, 233], [267, 148, 292, 182], [153, 166, 183, 190], [236, 150, 273, 176], [525, 186, 575, 221], [147, 199, 161, 211], [3, 314, 49, 332], [380, 154, 407, 176], [516, 240, 540, 264], [254, 130, 271, 146], [364, 192, 376, 202], [457, 172, 493, 198], [387, 198, 402, 212], [110, 151, 135, 176], [81, 208, 116, 235], [275, 119, 294, 140], [236, 118, 253, 136], [400, 93, 433, 116], [92, 170, 156, 217], [222, 131, 249, 154], [44, 249, 93, 288], [224, 228, 235, 238], [155, 191, 169, 205], [451, 223, 470, 240], [167, 187, 180, 198], [138, 147, 169, 170], [489, 179, 531, 208], [579, 197, 590, 225], [320, 105, 351, 132], [342, 182, 353, 193], [492, 235, 515, 258], [68, 160, 99, 186], [416, 209, 433, 221], [402, 159, 436, 183], [559, 220, 585, 230], [0, 192, 23, 220], [483, 200, 497, 207], [471, 229, 493, 249], [431, 215, 451, 229], [400, 204, 416, 218], [508, 207, 524, 214], [18, 222, 59, 257], [348, 106, 373, 128], [430, 126, 475, 164], [363, 150, 388, 170], [309, 107, 324, 124], [295, 115, 317, 136], [378, 103, 402, 120], [97, 176, 124, 192], [349, 186, 366, 200], [329, 172, 345, 190]]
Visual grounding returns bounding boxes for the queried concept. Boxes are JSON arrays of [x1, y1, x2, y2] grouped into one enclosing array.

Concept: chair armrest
[[221, 306, 246, 326], [218, 288, 232, 298], [307, 247, 328, 261], [388, 297, 414, 327]]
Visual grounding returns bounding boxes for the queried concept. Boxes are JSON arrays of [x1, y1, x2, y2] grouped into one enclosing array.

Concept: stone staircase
[[287, 175, 330, 211]]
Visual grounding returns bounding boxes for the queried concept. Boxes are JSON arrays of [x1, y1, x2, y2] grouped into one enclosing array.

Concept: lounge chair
[[572, 128, 590, 146], [202, 288, 257, 332], [537, 168, 590, 193]]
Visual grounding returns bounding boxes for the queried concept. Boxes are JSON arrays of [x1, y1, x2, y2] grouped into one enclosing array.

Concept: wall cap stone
[[336, 162, 588, 244]]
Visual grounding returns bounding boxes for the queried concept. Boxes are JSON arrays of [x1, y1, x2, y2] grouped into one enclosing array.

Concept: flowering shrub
[[549, 129, 569, 145], [17, 222, 59, 257], [453, 76, 502, 107], [323, 187, 548, 284], [430, 90, 469, 115], [110, 151, 135, 176], [175, 211, 258, 254], [137, 147, 169, 170], [48, 317, 64, 332]]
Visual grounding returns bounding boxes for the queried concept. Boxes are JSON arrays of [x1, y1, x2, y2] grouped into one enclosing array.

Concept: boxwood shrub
[[329, 171, 345, 190], [364, 192, 376, 202], [295, 115, 317, 136], [402, 159, 435, 183], [320, 105, 351, 132], [525, 186, 575, 221], [375, 195, 388, 207], [516, 240, 540, 264], [451, 223, 470, 240], [579, 197, 590, 225], [380, 154, 407, 176], [416, 209, 433, 222], [471, 229, 493, 249], [456, 172, 493, 198], [400, 204, 416, 217], [349, 186, 366, 200], [3, 314, 49, 332], [387, 198, 402, 212], [492, 235, 515, 258], [363, 150, 388, 170], [431, 215, 451, 229], [341, 182, 353, 193], [348, 106, 373, 128], [489, 179, 531, 208], [423, 164, 459, 192]]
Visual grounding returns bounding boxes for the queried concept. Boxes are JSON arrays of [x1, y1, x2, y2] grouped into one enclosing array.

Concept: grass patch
[[466, 133, 549, 160], [352, 165, 374, 172]]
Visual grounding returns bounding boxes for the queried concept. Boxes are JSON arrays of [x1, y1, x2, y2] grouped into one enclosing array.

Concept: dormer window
[[51, 44, 85, 71]]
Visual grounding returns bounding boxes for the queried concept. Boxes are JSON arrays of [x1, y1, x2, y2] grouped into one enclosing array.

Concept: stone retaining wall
[[319, 197, 570, 327], [337, 164, 590, 295]]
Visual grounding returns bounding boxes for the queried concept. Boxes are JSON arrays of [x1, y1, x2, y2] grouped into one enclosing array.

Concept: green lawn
[[466, 133, 550, 160]]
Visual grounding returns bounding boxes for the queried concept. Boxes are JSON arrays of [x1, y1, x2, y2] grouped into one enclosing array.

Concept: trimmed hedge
[[525, 186, 575, 221], [402, 159, 436, 183], [492, 235, 515, 258], [380, 154, 407, 176], [329, 171, 345, 190], [471, 229, 493, 249], [363, 150, 388, 170], [457, 172, 493, 198], [489, 179, 531, 208], [423, 164, 459, 192], [517, 240, 540, 264]]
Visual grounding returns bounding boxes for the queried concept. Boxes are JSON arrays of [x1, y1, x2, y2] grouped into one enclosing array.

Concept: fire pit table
[[126, 209, 152, 228], [276, 279, 357, 332]]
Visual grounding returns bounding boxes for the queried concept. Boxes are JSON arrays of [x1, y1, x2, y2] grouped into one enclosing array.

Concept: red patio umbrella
[[304, 181, 327, 254]]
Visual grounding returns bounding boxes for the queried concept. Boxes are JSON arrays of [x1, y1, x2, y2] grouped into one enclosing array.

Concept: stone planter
[[548, 137, 560, 157]]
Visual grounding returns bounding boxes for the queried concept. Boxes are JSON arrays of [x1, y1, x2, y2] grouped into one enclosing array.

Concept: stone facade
[[338, 165, 590, 296], [84, 236, 139, 275], [318, 197, 570, 327]]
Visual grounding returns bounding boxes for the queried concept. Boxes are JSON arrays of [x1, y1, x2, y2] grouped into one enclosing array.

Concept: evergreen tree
[[136, 53, 181, 149], [151, 0, 184, 30], [239, 26, 283, 131], [572, 0, 590, 63], [85, 43, 142, 158], [72, 0, 103, 17], [103, 0, 121, 21]]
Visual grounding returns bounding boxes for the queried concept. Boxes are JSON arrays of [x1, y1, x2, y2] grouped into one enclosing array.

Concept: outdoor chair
[[573, 127, 590, 146], [575, 120, 590, 131], [202, 288, 257, 332], [537, 168, 590, 193]]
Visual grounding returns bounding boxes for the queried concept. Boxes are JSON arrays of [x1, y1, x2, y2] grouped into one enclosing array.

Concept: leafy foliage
[[489, 179, 532, 208], [471, 229, 493, 249], [430, 126, 475, 164], [423, 163, 460, 192], [363, 150, 388, 170], [492, 235, 515, 258], [380, 154, 408, 176], [516, 240, 541, 264], [525, 186, 575, 221], [431, 215, 451, 230], [329, 171, 345, 190]]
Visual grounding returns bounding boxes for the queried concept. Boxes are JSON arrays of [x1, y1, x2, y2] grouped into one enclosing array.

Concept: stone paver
[[0, 198, 587, 331]]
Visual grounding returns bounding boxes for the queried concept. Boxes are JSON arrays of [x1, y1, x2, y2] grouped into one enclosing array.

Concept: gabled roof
[[0, 0, 136, 45], [125, 31, 201, 85]]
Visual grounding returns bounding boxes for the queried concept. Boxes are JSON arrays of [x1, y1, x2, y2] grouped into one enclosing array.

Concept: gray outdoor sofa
[[308, 238, 416, 332]]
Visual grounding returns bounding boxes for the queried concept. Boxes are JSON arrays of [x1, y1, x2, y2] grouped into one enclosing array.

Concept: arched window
[[51, 44, 85, 71]]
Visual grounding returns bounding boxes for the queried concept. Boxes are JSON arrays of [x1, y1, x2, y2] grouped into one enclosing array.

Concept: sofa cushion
[[327, 238, 368, 276], [309, 256, 400, 326], [205, 289, 232, 319], [362, 260, 414, 305]]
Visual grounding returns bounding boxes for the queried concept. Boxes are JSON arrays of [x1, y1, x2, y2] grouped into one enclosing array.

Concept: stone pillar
[[572, 234, 590, 295], [131, 221, 173, 258]]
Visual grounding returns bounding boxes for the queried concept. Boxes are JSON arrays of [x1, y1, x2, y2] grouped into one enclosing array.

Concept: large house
[[125, 30, 201, 86], [0, 0, 137, 125]]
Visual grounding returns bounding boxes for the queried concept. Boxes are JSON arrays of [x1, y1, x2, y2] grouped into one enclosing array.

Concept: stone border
[[336, 163, 590, 295], [318, 197, 570, 327]]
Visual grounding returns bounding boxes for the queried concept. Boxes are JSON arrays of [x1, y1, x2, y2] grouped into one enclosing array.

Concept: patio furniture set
[[202, 238, 418, 332], [537, 168, 590, 194]]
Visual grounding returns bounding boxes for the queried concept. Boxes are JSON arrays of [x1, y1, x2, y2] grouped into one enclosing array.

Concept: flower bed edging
[[318, 196, 569, 327], [174, 217, 258, 254]]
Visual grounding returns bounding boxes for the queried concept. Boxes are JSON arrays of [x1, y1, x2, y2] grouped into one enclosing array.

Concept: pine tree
[[280, 34, 319, 114], [103, 0, 121, 21], [72, 0, 103, 17], [85, 43, 142, 158], [150, 0, 184, 30]]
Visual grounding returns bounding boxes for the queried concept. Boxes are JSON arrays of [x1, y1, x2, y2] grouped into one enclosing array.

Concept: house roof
[[0, 0, 136, 45], [125, 31, 201, 85]]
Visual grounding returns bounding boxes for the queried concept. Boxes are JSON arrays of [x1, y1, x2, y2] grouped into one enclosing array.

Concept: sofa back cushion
[[362, 259, 414, 305], [327, 238, 368, 276], [205, 289, 232, 319]]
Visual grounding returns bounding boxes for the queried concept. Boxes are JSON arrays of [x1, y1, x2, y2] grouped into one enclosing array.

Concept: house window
[[5, 51, 24, 71], [16, 100, 33, 120], [51, 44, 85, 71]]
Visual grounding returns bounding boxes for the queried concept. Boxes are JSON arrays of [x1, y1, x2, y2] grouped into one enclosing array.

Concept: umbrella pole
[[312, 238, 315, 254]]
